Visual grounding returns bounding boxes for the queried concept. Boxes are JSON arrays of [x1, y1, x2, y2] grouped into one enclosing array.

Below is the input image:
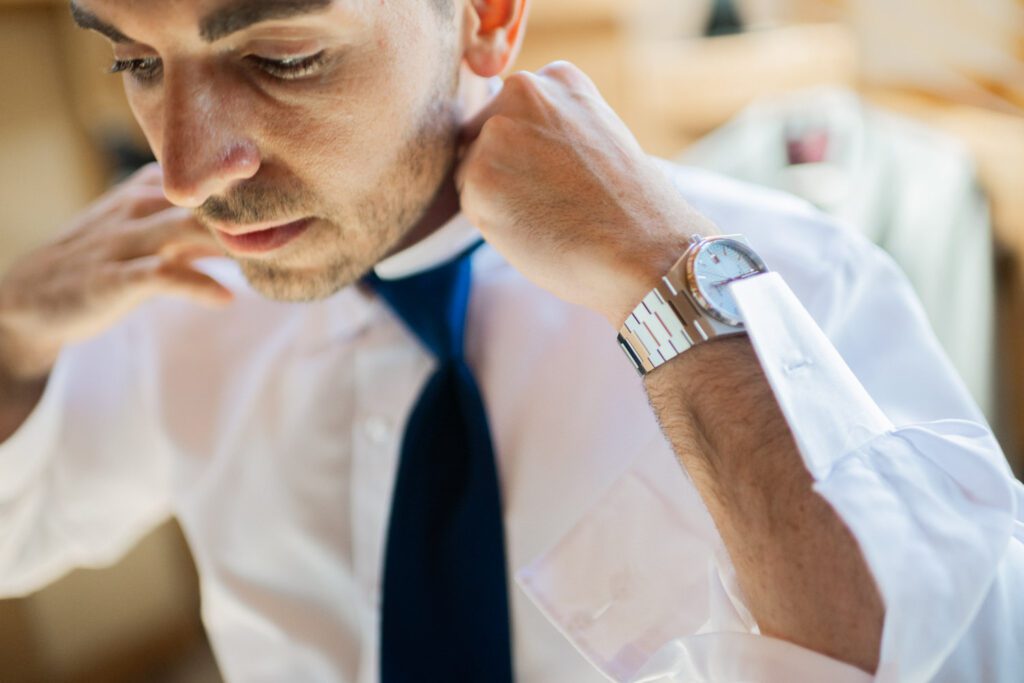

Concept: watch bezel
[[683, 235, 769, 327]]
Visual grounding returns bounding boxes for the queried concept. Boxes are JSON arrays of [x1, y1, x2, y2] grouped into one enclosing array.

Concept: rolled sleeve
[[733, 273, 1020, 682], [517, 271, 1021, 682], [0, 316, 173, 598]]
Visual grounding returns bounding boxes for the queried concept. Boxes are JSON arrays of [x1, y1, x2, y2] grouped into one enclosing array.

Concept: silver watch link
[[617, 234, 769, 376]]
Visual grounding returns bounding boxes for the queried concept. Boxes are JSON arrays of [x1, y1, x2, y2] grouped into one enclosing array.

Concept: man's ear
[[462, 0, 529, 77]]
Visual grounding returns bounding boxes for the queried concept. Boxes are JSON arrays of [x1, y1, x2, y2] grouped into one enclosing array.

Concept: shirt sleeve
[[0, 314, 173, 598], [517, 241, 1021, 681], [729, 272, 1022, 683]]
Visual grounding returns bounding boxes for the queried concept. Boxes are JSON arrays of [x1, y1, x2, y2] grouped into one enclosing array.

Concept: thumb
[[455, 90, 510, 195], [458, 83, 509, 147]]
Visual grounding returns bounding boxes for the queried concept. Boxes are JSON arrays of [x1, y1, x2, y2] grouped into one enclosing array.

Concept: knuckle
[[502, 70, 542, 98], [540, 60, 579, 80], [152, 259, 181, 281], [467, 155, 502, 190], [540, 59, 581, 83], [156, 240, 180, 259], [479, 114, 516, 139]]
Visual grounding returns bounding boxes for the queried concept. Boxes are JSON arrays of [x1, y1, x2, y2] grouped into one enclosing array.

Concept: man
[[0, 0, 1019, 681]]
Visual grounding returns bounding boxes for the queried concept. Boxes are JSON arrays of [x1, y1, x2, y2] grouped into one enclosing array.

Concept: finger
[[124, 162, 164, 187], [455, 114, 519, 198], [152, 262, 235, 309], [458, 70, 535, 145], [454, 135, 487, 196], [122, 187, 177, 220], [154, 221, 224, 261], [101, 164, 169, 221], [114, 208, 216, 261], [162, 241, 226, 264], [536, 60, 594, 92], [121, 257, 234, 309], [453, 139, 475, 195], [459, 92, 505, 148]]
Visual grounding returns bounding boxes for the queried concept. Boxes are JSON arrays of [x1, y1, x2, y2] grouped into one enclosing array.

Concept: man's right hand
[[0, 163, 233, 382]]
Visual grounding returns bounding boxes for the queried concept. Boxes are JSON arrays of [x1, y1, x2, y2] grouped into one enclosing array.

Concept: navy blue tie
[[364, 241, 514, 683]]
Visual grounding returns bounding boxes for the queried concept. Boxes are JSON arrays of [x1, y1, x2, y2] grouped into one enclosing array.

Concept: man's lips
[[212, 217, 313, 254]]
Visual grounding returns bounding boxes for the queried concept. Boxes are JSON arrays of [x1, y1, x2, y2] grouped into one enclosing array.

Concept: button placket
[[362, 415, 392, 448], [349, 328, 433, 606]]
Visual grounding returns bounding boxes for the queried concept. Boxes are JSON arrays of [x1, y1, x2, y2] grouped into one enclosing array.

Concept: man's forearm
[[645, 335, 884, 673]]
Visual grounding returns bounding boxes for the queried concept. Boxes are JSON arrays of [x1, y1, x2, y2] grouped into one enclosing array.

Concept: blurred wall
[[0, 5, 104, 272]]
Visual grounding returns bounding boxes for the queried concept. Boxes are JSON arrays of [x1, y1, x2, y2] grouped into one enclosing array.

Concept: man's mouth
[[211, 217, 314, 254]]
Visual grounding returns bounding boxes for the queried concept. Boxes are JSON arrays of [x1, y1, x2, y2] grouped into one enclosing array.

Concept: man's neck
[[386, 170, 461, 257], [384, 71, 495, 259]]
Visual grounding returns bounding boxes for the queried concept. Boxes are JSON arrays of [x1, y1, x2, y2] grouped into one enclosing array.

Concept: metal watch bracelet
[[617, 238, 749, 376]]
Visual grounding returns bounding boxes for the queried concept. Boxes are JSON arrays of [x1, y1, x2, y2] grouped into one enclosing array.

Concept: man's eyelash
[[108, 51, 329, 85], [246, 51, 328, 80], [109, 57, 163, 83]]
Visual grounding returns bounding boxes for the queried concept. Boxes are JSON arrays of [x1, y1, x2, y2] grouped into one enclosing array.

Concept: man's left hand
[[455, 61, 716, 328]]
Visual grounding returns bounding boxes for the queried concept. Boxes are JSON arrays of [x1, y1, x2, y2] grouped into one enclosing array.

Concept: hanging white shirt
[[680, 87, 996, 419], [0, 162, 1020, 682]]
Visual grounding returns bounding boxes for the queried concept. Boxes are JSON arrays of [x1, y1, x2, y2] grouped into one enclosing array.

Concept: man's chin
[[237, 258, 368, 303]]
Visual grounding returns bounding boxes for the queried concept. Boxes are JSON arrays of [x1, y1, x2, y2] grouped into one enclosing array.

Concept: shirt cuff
[[734, 273, 1018, 681], [730, 272, 893, 477]]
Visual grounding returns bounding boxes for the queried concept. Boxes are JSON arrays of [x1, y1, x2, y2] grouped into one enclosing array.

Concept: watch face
[[688, 237, 768, 325]]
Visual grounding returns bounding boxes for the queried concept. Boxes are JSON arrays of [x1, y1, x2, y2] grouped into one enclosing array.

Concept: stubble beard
[[243, 103, 458, 303], [201, 75, 462, 304]]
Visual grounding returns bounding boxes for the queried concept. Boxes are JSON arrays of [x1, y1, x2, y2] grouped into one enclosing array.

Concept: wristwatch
[[617, 234, 770, 376]]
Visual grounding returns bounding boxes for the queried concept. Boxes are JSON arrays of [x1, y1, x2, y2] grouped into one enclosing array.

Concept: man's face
[[73, 0, 463, 301]]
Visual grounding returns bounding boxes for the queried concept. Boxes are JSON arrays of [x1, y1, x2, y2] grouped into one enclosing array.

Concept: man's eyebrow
[[200, 0, 333, 43], [69, 2, 133, 44]]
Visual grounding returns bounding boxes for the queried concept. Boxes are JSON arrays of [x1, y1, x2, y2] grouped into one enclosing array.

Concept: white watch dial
[[690, 238, 768, 325]]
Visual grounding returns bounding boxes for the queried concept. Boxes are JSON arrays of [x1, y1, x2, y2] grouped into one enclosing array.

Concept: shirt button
[[363, 416, 392, 445]]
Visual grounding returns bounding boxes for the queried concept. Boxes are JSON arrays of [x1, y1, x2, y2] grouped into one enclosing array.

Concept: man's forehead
[[70, 0, 338, 44]]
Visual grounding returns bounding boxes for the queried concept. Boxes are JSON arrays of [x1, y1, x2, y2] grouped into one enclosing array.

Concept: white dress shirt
[[0, 162, 1020, 682]]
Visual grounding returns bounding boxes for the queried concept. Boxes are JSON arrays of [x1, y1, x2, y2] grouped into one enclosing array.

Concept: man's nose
[[159, 71, 260, 209]]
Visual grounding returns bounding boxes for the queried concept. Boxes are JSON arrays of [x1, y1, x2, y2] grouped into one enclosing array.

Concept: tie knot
[[363, 241, 480, 361]]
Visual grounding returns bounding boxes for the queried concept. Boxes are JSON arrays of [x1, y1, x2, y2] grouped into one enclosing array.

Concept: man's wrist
[[605, 228, 699, 329], [0, 312, 57, 383], [602, 183, 723, 329]]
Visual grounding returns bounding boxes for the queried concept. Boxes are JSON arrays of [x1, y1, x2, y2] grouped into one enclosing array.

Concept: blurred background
[[1, 0, 1022, 680]]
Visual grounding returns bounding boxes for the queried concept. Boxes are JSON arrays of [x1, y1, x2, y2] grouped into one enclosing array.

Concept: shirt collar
[[372, 212, 482, 280]]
